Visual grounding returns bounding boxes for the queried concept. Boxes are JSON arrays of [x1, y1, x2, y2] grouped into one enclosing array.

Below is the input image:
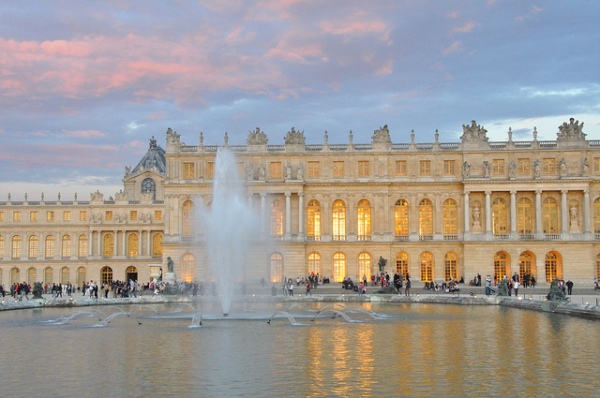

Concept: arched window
[[594, 198, 600, 233], [29, 235, 38, 259], [12, 235, 22, 259], [126, 266, 138, 282], [181, 253, 195, 282], [11, 267, 20, 285], [357, 199, 371, 240], [442, 198, 458, 235], [545, 252, 562, 282], [333, 252, 346, 282], [182, 200, 194, 237], [418, 198, 433, 236], [45, 235, 55, 258], [44, 267, 53, 284], [494, 252, 509, 281], [596, 253, 600, 281], [0, 236, 4, 257], [542, 197, 559, 234], [103, 233, 114, 257], [152, 233, 163, 257], [358, 252, 372, 280], [77, 267, 86, 288], [127, 233, 139, 257], [332, 200, 346, 241], [270, 199, 284, 237], [394, 199, 409, 236], [78, 235, 88, 258], [141, 177, 156, 199], [61, 235, 71, 258], [517, 197, 534, 234], [419, 252, 433, 282], [270, 253, 284, 283], [444, 252, 458, 281], [519, 252, 534, 282], [27, 267, 36, 286], [306, 200, 321, 240], [61, 267, 70, 284], [307, 252, 321, 277], [396, 251, 409, 279], [101, 266, 113, 285], [492, 198, 508, 235]]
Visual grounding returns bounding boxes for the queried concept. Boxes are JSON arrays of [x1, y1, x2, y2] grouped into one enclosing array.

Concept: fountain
[[200, 149, 262, 316]]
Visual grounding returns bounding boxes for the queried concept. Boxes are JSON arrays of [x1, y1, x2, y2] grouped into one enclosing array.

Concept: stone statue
[[284, 127, 305, 145], [559, 158, 567, 176], [324, 130, 328, 144], [167, 257, 174, 273], [371, 124, 392, 144], [463, 161, 470, 177], [496, 279, 509, 296], [224, 132, 228, 145], [246, 164, 254, 180], [534, 159, 541, 177], [259, 165, 266, 181], [483, 161, 490, 177], [247, 127, 268, 145], [472, 206, 481, 223], [297, 163, 304, 180], [582, 158, 589, 174], [570, 206, 578, 224], [31, 282, 45, 300], [461, 120, 489, 143], [546, 279, 567, 301], [508, 160, 516, 178], [285, 162, 292, 180]]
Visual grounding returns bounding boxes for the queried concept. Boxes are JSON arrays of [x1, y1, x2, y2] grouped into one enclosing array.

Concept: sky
[[1, 0, 599, 200]]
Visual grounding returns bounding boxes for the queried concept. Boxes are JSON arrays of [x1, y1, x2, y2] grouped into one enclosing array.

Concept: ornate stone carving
[[460, 120, 489, 143], [557, 118, 586, 141], [371, 124, 391, 144], [90, 190, 104, 202], [247, 127, 268, 145], [166, 127, 180, 145], [284, 127, 305, 145]]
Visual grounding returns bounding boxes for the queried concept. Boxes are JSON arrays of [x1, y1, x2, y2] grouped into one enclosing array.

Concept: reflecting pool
[[0, 302, 598, 397]]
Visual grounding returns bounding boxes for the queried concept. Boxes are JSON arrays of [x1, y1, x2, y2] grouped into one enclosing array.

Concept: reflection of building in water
[[2, 119, 600, 287]]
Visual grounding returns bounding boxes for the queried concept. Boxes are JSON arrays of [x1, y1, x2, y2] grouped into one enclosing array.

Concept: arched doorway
[[126, 266, 138, 282]]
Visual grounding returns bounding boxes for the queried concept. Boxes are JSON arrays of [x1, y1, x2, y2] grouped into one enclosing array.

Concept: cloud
[[62, 129, 106, 138]]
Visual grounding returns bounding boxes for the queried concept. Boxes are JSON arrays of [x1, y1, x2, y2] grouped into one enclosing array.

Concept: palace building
[[2, 119, 600, 288]]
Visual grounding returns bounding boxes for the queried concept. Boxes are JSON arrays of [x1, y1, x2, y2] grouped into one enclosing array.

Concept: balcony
[[394, 234, 409, 242], [332, 235, 346, 241], [357, 235, 372, 241], [419, 235, 433, 241]]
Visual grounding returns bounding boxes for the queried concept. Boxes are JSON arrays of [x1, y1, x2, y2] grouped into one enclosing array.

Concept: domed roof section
[[131, 136, 166, 175]]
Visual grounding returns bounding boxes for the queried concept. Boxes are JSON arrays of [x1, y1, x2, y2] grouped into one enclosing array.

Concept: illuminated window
[[594, 198, 600, 233], [596, 254, 600, 281], [183, 162, 195, 178], [517, 197, 533, 234], [545, 252, 562, 282], [419, 160, 431, 176], [543, 158, 556, 174], [100, 266, 113, 285], [103, 233, 114, 257], [494, 252, 508, 281], [519, 251, 535, 281], [128, 233, 139, 257], [418, 198, 433, 235], [0, 211, 4, 222], [105, 211, 113, 221], [46, 211, 54, 221], [396, 252, 409, 278], [182, 200, 194, 236], [270, 162, 283, 179], [181, 253, 195, 282], [395, 160, 407, 176], [333, 252, 346, 282], [27, 267, 36, 286], [332, 200, 346, 240], [61, 235, 71, 257], [154, 210, 162, 221], [542, 197, 558, 234], [28, 236, 38, 258], [30, 211, 38, 222], [441, 198, 457, 235], [357, 199, 371, 240], [492, 159, 505, 175], [130, 211, 138, 221], [13, 211, 21, 222], [62, 267, 71, 284], [308, 252, 321, 276], [307, 161, 321, 177], [594, 158, 600, 174], [207, 162, 214, 179], [333, 161, 345, 177], [78, 235, 88, 257], [492, 198, 508, 234], [358, 252, 372, 280], [77, 267, 86, 287], [11, 236, 21, 259], [152, 233, 163, 257], [270, 199, 284, 237], [444, 252, 458, 281], [270, 253, 284, 283], [63, 211, 71, 221], [45, 235, 55, 258], [420, 252, 433, 282], [394, 199, 409, 235], [443, 160, 456, 176], [0, 236, 4, 257], [44, 267, 53, 284], [11, 267, 20, 285], [518, 158, 530, 175], [79, 211, 87, 221], [358, 161, 370, 177], [306, 200, 321, 240]]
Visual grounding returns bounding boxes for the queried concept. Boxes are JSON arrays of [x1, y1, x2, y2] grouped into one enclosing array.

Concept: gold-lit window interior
[[332, 200, 346, 240], [492, 198, 508, 234], [358, 252, 372, 280], [183, 162, 195, 179], [306, 200, 321, 238], [105, 211, 113, 221], [270, 199, 284, 236], [103, 233, 114, 257], [396, 251, 409, 278], [594, 158, 600, 174], [152, 233, 163, 257], [30, 211, 38, 222], [493, 159, 505, 175], [0, 211, 4, 222], [395, 160, 407, 176], [494, 252, 508, 281], [79, 211, 87, 221], [78, 235, 88, 257], [442, 198, 458, 235], [543, 158, 556, 174], [394, 199, 409, 235], [519, 252, 534, 281], [545, 252, 561, 282], [308, 252, 321, 276], [420, 252, 433, 282], [443, 160, 455, 176], [418, 198, 433, 235], [333, 252, 346, 282], [517, 197, 533, 234], [542, 197, 558, 234], [154, 210, 162, 221], [358, 160, 370, 177], [28, 236, 38, 258], [47, 211, 54, 221], [207, 162, 214, 179], [63, 211, 71, 221], [444, 252, 458, 281], [419, 160, 431, 176], [517, 158, 530, 175], [270, 253, 283, 283], [45, 236, 55, 258], [13, 211, 21, 222], [130, 211, 137, 221], [357, 199, 371, 239], [128, 233, 139, 257], [333, 161, 345, 177], [12, 236, 21, 259], [307, 161, 320, 177], [62, 235, 71, 257]]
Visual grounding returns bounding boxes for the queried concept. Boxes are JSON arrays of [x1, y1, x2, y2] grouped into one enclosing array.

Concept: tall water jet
[[200, 149, 261, 316]]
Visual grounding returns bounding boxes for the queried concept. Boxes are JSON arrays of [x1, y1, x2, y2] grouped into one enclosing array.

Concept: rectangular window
[[270, 162, 282, 178], [130, 211, 138, 221], [13, 211, 21, 222], [183, 162, 195, 178], [79, 211, 87, 221], [0, 211, 3, 222], [543, 158, 556, 174], [594, 157, 600, 174], [358, 161, 370, 177], [333, 161, 345, 177], [63, 211, 71, 221], [395, 160, 407, 176], [105, 211, 113, 221], [154, 210, 162, 221], [443, 160, 455, 176], [307, 161, 321, 177], [493, 159, 505, 175], [517, 158, 530, 175], [30, 211, 38, 222], [207, 162, 214, 179], [47, 211, 54, 221], [419, 160, 431, 176]]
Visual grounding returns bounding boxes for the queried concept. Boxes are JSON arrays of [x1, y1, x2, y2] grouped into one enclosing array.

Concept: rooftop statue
[[247, 127, 268, 145], [557, 118, 586, 141], [284, 127, 305, 145], [372, 124, 392, 144], [166, 127, 181, 145], [460, 120, 489, 143]]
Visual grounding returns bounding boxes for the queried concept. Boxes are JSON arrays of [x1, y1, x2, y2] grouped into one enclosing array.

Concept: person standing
[[566, 280, 574, 295], [513, 279, 520, 296], [405, 274, 411, 296], [305, 282, 311, 296]]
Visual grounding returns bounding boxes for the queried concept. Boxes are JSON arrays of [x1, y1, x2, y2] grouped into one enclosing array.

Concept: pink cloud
[[62, 129, 106, 139], [453, 21, 475, 34], [443, 41, 463, 56]]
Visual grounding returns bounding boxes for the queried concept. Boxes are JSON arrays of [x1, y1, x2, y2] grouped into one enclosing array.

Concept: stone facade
[[2, 119, 600, 289]]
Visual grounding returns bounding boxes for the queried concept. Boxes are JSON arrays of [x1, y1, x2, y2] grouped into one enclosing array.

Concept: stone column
[[584, 190, 591, 234], [510, 190, 517, 235], [535, 190, 543, 237], [147, 230, 151, 257], [260, 193, 267, 235], [97, 232, 102, 257], [89, 232, 93, 257], [138, 230, 142, 257], [485, 191, 492, 234], [114, 230, 118, 257], [122, 231, 127, 256], [298, 193, 304, 237], [285, 192, 291, 239], [561, 190, 568, 234], [463, 191, 470, 234]]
